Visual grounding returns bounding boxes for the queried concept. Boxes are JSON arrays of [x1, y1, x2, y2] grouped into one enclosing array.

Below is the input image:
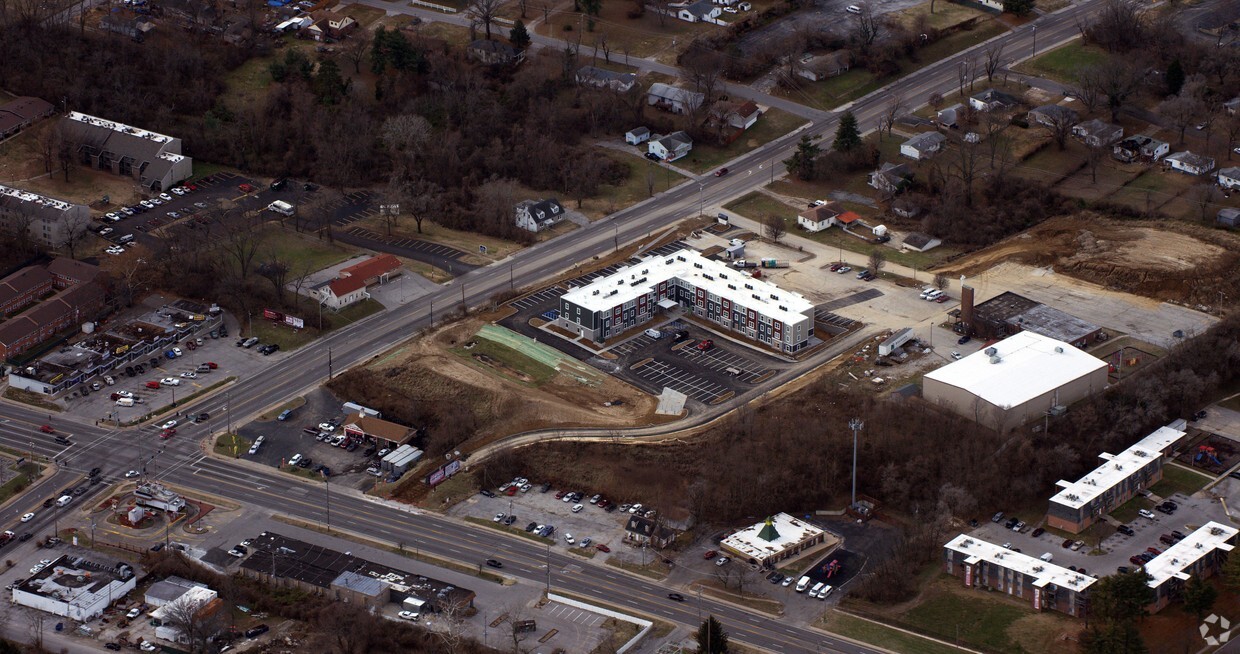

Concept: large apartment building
[[1046, 424, 1187, 534], [0, 184, 91, 249], [944, 534, 1097, 617], [62, 112, 192, 191], [557, 249, 815, 353]]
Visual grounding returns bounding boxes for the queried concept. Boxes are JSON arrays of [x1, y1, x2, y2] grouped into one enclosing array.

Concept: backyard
[[1015, 40, 1108, 85]]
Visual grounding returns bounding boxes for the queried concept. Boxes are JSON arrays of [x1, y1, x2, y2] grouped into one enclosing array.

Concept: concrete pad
[[656, 388, 688, 415]]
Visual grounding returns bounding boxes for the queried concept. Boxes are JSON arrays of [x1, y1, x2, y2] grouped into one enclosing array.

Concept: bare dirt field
[[936, 214, 1240, 307]]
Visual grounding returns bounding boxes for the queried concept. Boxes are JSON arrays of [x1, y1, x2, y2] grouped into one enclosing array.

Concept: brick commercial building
[[956, 288, 1103, 348], [62, 112, 192, 191], [0, 184, 92, 249], [0, 267, 54, 318], [1143, 522, 1238, 612], [922, 331, 1108, 431], [0, 259, 105, 359], [944, 534, 1097, 617], [1046, 424, 1187, 534], [558, 249, 814, 352]]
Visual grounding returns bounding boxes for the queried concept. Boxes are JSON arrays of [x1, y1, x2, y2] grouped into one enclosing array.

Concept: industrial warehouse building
[[922, 331, 1108, 431], [558, 249, 814, 352], [1143, 522, 1237, 612], [720, 513, 830, 568], [12, 555, 136, 621], [944, 535, 1096, 617], [954, 288, 1103, 348], [1046, 424, 1187, 534]]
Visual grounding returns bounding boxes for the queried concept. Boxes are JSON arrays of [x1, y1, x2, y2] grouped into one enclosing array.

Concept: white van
[[817, 584, 833, 599], [117, 234, 134, 244], [644, 328, 662, 339], [809, 582, 825, 597], [925, 289, 944, 301], [115, 397, 135, 407], [795, 576, 812, 592], [1039, 552, 1054, 563], [56, 495, 72, 507]]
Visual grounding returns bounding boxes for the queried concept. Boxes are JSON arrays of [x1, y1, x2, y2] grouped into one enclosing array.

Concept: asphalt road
[[0, 2, 1103, 651]]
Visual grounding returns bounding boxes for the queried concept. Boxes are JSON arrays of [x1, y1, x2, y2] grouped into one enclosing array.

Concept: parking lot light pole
[[849, 418, 863, 509]]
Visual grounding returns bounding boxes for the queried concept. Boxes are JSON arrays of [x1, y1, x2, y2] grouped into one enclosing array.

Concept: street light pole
[[698, 182, 704, 216], [1032, 25, 1037, 58], [849, 418, 864, 509]]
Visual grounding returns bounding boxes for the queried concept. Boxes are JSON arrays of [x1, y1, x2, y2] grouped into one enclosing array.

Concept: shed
[[1219, 207, 1240, 228]]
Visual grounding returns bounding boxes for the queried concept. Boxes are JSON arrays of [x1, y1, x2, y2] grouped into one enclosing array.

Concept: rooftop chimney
[[960, 285, 976, 334]]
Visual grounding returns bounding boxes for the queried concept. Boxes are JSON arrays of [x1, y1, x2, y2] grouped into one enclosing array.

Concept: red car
[[703, 549, 717, 559], [39, 425, 55, 434], [145, 381, 160, 389], [697, 339, 714, 352], [160, 428, 176, 439], [238, 183, 256, 193], [595, 544, 611, 553], [714, 167, 729, 177], [829, 262, 843, 271], [206, 362, 218, 369]]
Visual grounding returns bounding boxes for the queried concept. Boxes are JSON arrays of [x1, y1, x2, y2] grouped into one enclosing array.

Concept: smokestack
[[960, 285, 975, 334]]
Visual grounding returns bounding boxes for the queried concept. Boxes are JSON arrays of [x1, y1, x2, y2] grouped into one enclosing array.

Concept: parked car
[[1138, 509, 1157, 520], [1031, 528, 1045, 538]]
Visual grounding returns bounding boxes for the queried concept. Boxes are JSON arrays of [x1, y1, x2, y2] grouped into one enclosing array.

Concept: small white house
[[728, 102, 761, 131], [676, 0, 722, 22], [626, 127, 651, 145], [1218, 166, 1240, 190], [1164, 151, 1216, 176], [648, 131, 693, 162], [797, 205, 839, 232], [514, 198, 566, 233], [902, 232, 942, 252], [900, 132, 947, 160]]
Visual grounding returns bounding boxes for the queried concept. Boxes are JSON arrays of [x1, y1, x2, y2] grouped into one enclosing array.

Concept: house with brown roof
[[0, 97, 55, 139], [468, 39, 524, 65], [624, 515, 677, 549], [728, 102, 761, 131], [339, 254, 402, 286], [343, 412, 414, 447], [47, 257, 103, 289], [795, 51, 850, 82]]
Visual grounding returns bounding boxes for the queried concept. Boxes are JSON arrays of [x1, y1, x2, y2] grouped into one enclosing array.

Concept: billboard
[[426, 459, 463, 487], [262, 308, 283, 321], [283, 315, 305, 329]]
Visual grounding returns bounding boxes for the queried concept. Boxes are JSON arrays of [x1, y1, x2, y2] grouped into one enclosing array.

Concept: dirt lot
[[935, 214, 1240, 307]]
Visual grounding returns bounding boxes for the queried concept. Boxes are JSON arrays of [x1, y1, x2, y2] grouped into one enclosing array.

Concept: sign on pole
[[479, 245, 488, 254]]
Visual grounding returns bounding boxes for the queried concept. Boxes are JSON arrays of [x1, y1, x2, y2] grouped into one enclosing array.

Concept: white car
[[493, 513, 506, 522], [117, 390, 134, 398], [140, 200, 154, 209], [816, 584, 833, 599], [715, 556, 730, 566], [160, 377, 180, 386], [846, 4, 861, 12], [564, 533, 575, 545], [317, 422, 335, 432], [180, 371, 196, 379], [29, 563, 45, 574], [20, 512, 35, 522], [1138, 509, 1157, 520], [126, 607, 142, 619], [105, 212, 119, 221], [140, 642, 157, 652], [149, 197, 162, 205], [398, 610, 419, 621], [162, 419, 178, 430], [171, 187, 186, 195], [629, 503, 643, 514], [571, 504, 584, 513], [159, 193, 173, 201], [125, 470, 140, 479], [172, 347, 183, 357], [781, 576, 795, 587], [99, 227, 114, 236]]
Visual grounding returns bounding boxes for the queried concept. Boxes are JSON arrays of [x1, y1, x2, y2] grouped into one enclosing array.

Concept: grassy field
[[452, 337, 558, 386], [783, 21, 1007, 110], [1149, 463, 1212, 497], [214, 432, 251, 458], [892, 0, 989, 31], [1016, 40, 1108, 84], [900, 578, 1034, 651], [677, 109, 809, 174], [259, 226, 359, 277], [0, 461, 43, 504], [605, 556, 669, 580], [578, 149, 687, 219], [3, 387, 62, 413], [1109, 495, 1156, 523], [250, 298, 383, 350], [821, 612, 964, 654]]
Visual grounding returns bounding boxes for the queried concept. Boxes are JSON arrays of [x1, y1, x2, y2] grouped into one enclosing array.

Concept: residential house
[[318, 276, 369, 310], [467, 39, 523, 65], [1071, 119, 1123, 148], [1164, 151, 1215, 176], [625, 127, 651, 145], [101, 10, 155, 40], [646, 83, 704, 115], [0, 97, 55, 140], [575, 66, 637, 93], [1217, 166, 1240, 190], [0, 184, 92, 249], [936, 103, 965, 129], [1027, 104, 1079, 128], [798, 203, 843, 232], [902, 232, 942, 252], [1219, 207, 1240, 227], [728, 101, 761, 131], [869, 162, 913, 195], [1112, 135, 1169, 163], [891, 199, 921, 219], [624, 515, 677, 549], [969, 89, 1018, 112], [306, 12, 356, 41], [675, 0, 722, 23], [965, 0, 1004, 9], [62, 112, 192, 191], [514, 198, 566, 233], [0, 267, 53, 318], [648, 131, 693, 162], [795, 51, 850, 82], [900, 132, 947, 160]]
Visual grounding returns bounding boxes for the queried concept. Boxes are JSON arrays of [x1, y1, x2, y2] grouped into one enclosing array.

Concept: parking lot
[[94, 172, 251, 251]]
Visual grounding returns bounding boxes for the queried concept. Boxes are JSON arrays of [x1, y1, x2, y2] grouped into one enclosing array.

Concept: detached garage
[[922, 331, 1108, 431]]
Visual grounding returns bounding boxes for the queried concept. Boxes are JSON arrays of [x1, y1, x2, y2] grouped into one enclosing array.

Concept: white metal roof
[[721, 513, 824, 560], [0, 183, 76, 212], [924, 331, 1107, 409], [561, 249, 814, 326], [1049, 425, 1187, 510], [67, 111, 174, 143], [945, 534, 1098, 592], [1143, 522, 1237, 588]]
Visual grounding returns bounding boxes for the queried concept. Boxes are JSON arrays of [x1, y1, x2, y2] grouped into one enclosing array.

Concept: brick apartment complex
[[0, 258, 105, 359], [944, 534, 1097, 617]]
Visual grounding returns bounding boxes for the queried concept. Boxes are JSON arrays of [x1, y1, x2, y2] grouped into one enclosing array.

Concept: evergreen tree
[[832, 111, 861, 153], [783, 134, 822, 181], [1182, 575, 1217, 621], [1003, 0, 1034, 16], [313, 59, 348, 105], [695, 615, 729, 654], [510, 20, 531, 50], [1166, 59, 1185, 96], [1090, 570, 1154, 624]]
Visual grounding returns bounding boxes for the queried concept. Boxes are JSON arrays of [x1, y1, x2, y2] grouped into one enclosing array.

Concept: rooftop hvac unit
[[989, 355, 1002, 364], [1054, 346, 1064, 353], [984, 347, 997, 356]]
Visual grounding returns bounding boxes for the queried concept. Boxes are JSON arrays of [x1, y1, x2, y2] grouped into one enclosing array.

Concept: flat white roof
[[67, 111, 174, 144], [0, 183, 76, 212], [1049, 425, 1187, 510], [924, 331, 1106, 409], [945, 534, 1098, 592], [561, 249, 814, 326], [1143, 522, 1237, 588], [721, 513, 823, 560]]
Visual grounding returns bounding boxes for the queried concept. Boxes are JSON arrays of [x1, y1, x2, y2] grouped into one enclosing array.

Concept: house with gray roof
[[1027, 104, 1078, 128], [1217, 166, 1240, 191], [900, 132, 947, 160], [514, 198, 566, 233], [648, 131, 693, 161], [969, 89, 1018, 112], [1164, 151, 1215, 176], [576, 66, 637, 93], [1071, 119, 1123, 148], [675, 0, 722, 22], [647, 83, 704, 115], [869, 162, 913, 195]]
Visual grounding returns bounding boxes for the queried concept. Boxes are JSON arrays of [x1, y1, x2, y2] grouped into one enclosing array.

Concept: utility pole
[[545, 543, 551, 594], [226, 391, 232, 435], [849, 418, 863, 509], [324, 473, 331, 532], [328, 347, 333, 379]]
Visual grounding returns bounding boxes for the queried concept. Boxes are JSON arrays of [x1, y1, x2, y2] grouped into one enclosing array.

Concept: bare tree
[[764, 214, 786, 242], [852, 3, 882, 50], [1159, 94, 1204, 145], [880, 95, 904, 140], [955, 59, 972, 99], [867, 248, 886, 274], [1094, 57, 1142, 123], [1073, 65, 1105, 114], [344, 28, 373, 74], [381, 113, 432, 173], [983, 43, 1004, 83], [928, 92, 945, 112], [1042, 110, 1076, 151], [60, 211, 93, 258], [219, 211, 266, 281], [982, 111, 1006, 166], [161, 594, 225, 654], [405, 178, 444, 234], [1225, 114, 1240, 160], [1088, 0, 1145, 53], [950, 138, 982, 206], [1191, 184, 1218, 223], [289, 260, 316, 312], [434, 597, 473, 654], [1085, 142, 1106, 184], [933, 271, 949, 290], [469, 0, 509, 41], [683, 46, 726, 105]]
